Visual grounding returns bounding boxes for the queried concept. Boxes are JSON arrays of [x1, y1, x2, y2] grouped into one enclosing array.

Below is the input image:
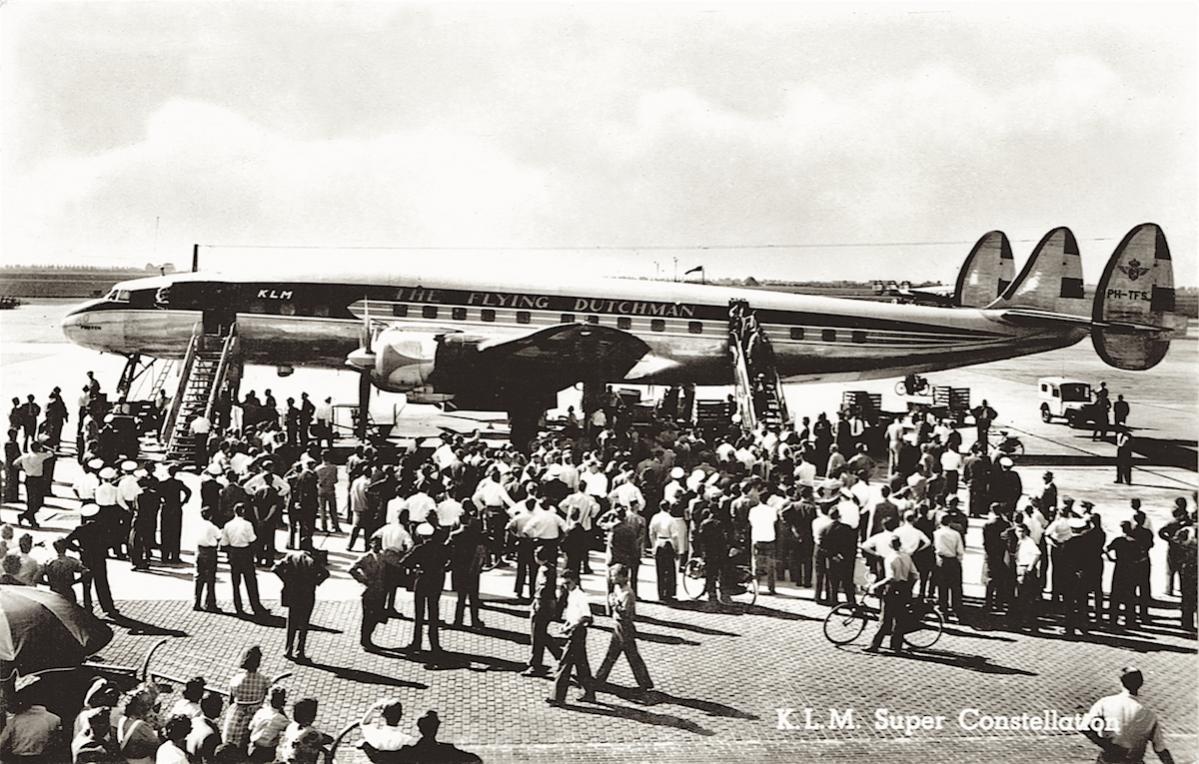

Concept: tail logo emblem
[[1118, 259, 1150, 282]]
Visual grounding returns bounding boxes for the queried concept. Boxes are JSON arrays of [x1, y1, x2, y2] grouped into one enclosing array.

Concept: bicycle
[[822, 584, 944, 649], [679, 554, 759, 606]]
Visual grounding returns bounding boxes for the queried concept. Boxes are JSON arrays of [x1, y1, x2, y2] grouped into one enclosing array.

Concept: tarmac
[[1, 298, 1196, 763]]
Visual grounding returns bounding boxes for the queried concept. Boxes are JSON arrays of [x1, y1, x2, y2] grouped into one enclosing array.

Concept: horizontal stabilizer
[[954, 231, 1015, 307], [987, 227, 1087, 315], [1092, 223, 1177, 370]]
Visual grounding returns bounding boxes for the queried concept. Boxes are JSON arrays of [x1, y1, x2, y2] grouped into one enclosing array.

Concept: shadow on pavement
[[555, 696, 716, 735], [603, 684, 760, 720], [105, 612, 188, 638], [635, 612, 740, 637], [304, 659, 429, 690], [588, 623, 701, 647], [379, 647, 527, 674], [881, 647, 1039, 676]]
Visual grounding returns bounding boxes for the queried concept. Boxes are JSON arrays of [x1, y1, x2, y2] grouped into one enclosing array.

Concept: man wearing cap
[[65, 504, 118, 615], [524, 544, 564, 676], [400, 523, 451, 654], [129, 470, 160, 570], [992, 457, 1022, 514], [1115, 425, 1134, 485], [73, 458, 103, 504], [982, 503, 1014, 612], [1081, 668, 1176, 764], [1059, 515, 1094, 636], [157, 464, 192, 564], [1130, 505, 1155, 623], [1040, 471, 1058, 513]]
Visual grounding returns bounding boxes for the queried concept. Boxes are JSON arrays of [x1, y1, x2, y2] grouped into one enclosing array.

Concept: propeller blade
[[357, 370, 372, 441]]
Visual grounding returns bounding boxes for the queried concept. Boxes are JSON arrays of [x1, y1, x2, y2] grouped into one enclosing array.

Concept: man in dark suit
[[272, 547, 329, 662], [982, 503, 1013, 611]]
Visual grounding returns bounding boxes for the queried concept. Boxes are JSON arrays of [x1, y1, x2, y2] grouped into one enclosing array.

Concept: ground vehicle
[[1037, 376, 1096, 425], [895, 373, 930, 396], [988, 428, 1025, 457], [680, 554, 759, 606], [822, 587, 944, 649]]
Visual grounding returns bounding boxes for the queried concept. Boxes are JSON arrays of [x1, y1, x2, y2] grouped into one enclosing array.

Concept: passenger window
[[586, 315, 599, 324], [790, 327, 805, 340], [651, 319, 666, 332], [617, 317, 632, 330], [481, 309, 496, 323], [392, 304, 408, 318], [280, 303, 296, 316], [516, 311, 531, 325], [115, 290, 131, 303], [822, 329, 836, 342], [422, 305, 438, 319], [560, 313, 576, 324], [851, 330, 867, 344], [452, 307, 467, 320], [688, 321, 703, 334], [312, 304, 329, 318]]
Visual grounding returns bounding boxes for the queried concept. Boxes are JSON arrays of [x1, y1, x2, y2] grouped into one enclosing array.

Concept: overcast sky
[[1, 2, 1195, 286]]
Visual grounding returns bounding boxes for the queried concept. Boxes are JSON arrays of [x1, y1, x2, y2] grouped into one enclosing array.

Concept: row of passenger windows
[[387, 304, 870, 343], [390, 304, 704, 334], [787, 327, 868, 343]]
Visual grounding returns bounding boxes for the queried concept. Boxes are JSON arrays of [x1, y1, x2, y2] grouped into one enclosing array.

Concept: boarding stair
[[161, 322, 241, 464], [728, 299, 790, 433]]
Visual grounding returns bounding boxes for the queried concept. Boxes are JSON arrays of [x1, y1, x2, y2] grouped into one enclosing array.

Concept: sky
[[1, 2, 1195, 286]]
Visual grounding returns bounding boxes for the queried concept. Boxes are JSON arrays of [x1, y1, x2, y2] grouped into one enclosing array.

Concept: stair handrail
[[160, 323, 202, 444], [729, 326, 758, 433], [203, 324, 239, 424]]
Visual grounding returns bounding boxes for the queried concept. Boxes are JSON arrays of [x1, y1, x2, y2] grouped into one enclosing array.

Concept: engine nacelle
[[371, 328, 441, 392]]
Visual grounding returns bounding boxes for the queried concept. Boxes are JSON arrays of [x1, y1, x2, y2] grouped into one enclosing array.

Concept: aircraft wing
[[476, 323, 652, 389]]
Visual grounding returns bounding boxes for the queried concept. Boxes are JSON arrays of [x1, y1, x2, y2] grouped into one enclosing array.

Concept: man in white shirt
[[580, 462, 609, 500], [404, 488, 436, 526], [116, 461, 142, 510], [866, 535, 916, 653], [221, 504, 267, 615], [748, 494, 780, 595], [932, 515, 965, 618], [648, 501, 682, 601], [73, 458, 103, 502], [1013, 523, 1043, 631], [435, 492, 465, 528], [373, 516, 414, 617], [359, 698, 417, 756], [548, 570, 597, 705], [1081, 668, 1176, 764], [940, 447, 963, 497], [193, 508, 222, 611], [609, 480, 645, 512]]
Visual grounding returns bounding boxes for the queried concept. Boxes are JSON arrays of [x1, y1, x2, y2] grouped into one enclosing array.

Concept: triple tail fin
[[953, 231, 1014, 307], [986, 227, 1087, 316]]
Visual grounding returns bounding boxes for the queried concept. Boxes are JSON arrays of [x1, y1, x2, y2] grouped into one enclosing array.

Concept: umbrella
[[0, 586, 113, 677]]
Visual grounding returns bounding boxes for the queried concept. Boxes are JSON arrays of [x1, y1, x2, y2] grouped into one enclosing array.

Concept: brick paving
[[85, 585, 1197, 763]]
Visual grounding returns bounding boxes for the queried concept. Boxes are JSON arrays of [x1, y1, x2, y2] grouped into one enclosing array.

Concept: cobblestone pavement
[[87, 583, 1197, 764]]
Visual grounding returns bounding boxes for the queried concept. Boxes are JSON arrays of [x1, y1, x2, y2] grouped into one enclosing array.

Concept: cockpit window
[[115, 290, 131, 303]]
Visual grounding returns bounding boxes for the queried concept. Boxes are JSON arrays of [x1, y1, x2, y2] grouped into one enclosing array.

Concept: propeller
[[345, 299, 376, 441]]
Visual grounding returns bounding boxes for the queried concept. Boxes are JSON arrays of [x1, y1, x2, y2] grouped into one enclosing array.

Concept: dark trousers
[[596, 623, 653, 689], [985, 558, 1013, 609], [453, 567, 482, 626], [792, 543, 813, 587], [194, 546, 218, 608], [1110, 577, 1136, 625], [1013, 571, 1041, 628], [870, 583, 912, 650], [361, 593, 386, 646], [129, 525, 153, 568], [286, 598, 315, 656], [529, 612, 562, 669], [1133, 563, 1151, 620], [829, 560, 856, 606], [3, 464, 18, 501], [1063, 576, 1089, 634], [654, 543, 677, 601], [82, 552, 115, 613], [564, 529, 587, 579], [410, 584, 442, 651], [227, 547, 264, 612], [160, 507, 182, 562], [513, 539, 535, 599], [21, 475, 46, 523], [318, 493, 339, 532], [553, 626, 594, 701], [936, 557, 963, 614], [1115, 451, 1132, 484]]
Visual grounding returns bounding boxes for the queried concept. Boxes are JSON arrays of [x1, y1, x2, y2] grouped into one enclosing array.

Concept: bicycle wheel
[[904, 603, 944, 649], [823, 603, 868, 645], [680, 558, 707, 600], [728, 564, 758, 606], [895, 380, 907, 395]]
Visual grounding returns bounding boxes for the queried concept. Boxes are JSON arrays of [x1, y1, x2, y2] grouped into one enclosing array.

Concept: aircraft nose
[[61, 300, 105, 347]]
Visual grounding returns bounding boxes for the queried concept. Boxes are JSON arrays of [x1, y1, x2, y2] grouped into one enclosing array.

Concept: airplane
[[61, 223, 1182, 446], [874, 231, 1016, 307]]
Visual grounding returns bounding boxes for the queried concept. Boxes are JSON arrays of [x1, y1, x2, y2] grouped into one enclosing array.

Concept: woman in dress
[[223, 645, 270, 752]]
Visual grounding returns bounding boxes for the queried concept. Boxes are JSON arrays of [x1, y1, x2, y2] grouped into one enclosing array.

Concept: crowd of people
[[0, 647, 481, 763], [1, 370, 1196, 760]]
